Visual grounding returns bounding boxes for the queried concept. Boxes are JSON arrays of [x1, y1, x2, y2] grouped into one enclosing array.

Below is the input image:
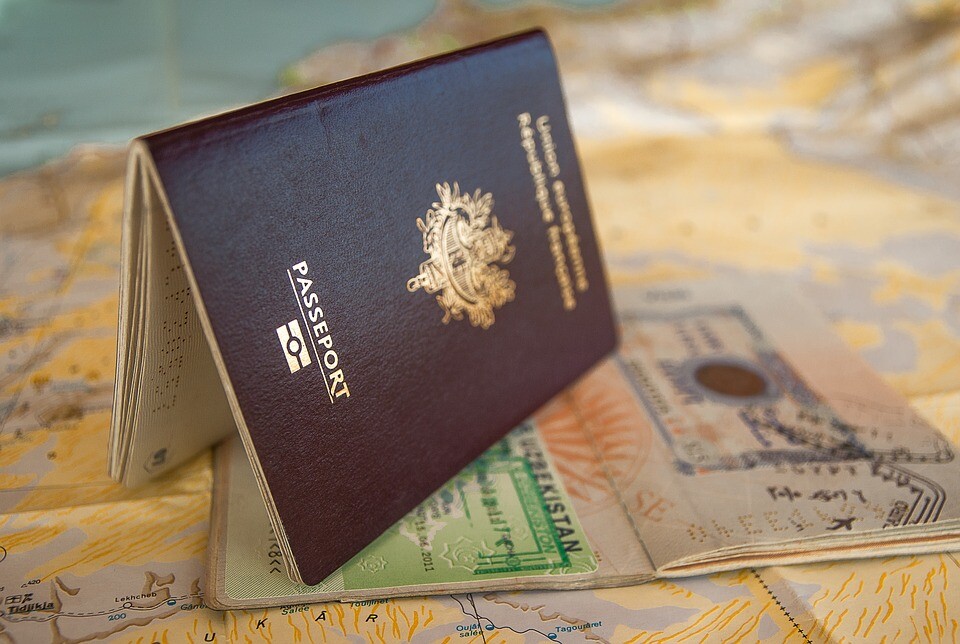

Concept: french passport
[[109, 29, 618, 586]]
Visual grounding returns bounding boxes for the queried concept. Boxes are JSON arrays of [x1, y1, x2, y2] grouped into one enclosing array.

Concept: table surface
[[2, 1, 959, 642]]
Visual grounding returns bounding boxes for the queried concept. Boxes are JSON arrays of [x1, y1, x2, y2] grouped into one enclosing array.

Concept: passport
[[108, 30, 618, 586], [205, 278, 960, 609], [208, 424, 600, 608]]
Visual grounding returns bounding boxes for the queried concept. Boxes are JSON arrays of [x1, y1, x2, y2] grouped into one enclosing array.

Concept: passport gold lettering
[[536, 115, 561, 178], [547, 226, 576, 310], [551, 180, 588, 292], [289, 261, 351, 400], [517, 112, 589, 310], [517, 113, 555, 223]]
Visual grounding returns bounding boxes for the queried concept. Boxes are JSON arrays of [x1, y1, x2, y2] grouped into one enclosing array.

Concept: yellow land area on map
[[2, 1, 960, 642]]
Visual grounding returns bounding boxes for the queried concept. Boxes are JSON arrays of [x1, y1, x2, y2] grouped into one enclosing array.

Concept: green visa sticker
[[221, 422, 596, 601], [339, 423, 597, 589]]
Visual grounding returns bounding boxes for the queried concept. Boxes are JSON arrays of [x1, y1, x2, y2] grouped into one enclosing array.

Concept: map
[[2, 0, 959, 641]]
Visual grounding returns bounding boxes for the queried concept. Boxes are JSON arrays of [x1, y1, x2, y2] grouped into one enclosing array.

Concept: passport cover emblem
[[406, 182, 516, 329]]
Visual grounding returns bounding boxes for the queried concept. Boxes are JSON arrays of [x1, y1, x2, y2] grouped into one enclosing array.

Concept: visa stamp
[[618, 306, 953, 475], [222, 423, 597, 602], [617, 304, 954, 530], [618, 305, 872, 474], [338, 422, 596, 589]]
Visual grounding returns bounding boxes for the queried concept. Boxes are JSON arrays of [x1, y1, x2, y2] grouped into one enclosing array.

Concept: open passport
[[207, 278, 960, 609], [109, 30, 619, 587], [110, 26, 960, 608]]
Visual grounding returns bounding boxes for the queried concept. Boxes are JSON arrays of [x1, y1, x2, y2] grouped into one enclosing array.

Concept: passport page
[[209, 278, 960, 606], [208, 424, 602, 608], [598, 279, 960, 574]]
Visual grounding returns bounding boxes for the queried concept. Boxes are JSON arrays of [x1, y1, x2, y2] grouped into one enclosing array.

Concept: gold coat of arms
[[406, 182, 516, 329]]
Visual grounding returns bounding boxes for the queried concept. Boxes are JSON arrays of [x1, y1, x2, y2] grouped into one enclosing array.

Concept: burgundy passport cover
[[143, 29, 617, 585]]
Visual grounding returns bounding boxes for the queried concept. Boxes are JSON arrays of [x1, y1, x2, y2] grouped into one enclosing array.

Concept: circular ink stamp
[[684, 356, 780, 406]]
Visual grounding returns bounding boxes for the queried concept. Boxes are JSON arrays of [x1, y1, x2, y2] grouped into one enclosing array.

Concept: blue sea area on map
[[0, 0, 616, 177]]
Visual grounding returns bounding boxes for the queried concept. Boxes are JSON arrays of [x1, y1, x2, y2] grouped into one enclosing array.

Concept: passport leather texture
[[140, 30, 617, 585]]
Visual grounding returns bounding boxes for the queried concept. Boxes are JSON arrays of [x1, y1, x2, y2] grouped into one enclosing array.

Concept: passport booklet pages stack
[[109, 30, 619, 590], [207, 278, 960, 609]]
